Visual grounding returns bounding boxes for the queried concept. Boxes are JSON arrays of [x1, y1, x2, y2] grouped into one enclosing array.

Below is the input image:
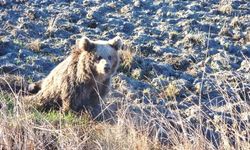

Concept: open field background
[[0, 0, 250, 149]]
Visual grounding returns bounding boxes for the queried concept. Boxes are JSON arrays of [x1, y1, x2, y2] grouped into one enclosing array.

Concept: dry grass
[[131, 68, 142, 80], [120, 50, 134, 69], [119, 42, 135, 72], [0, 91, 166, 149], [219, 25, 233, 37], [28, 39, 42, 52], [218, 0, 233, 15], [90, 122, 162, 150], [163, 83, 180, 99], [176, 31, 206, 47], [245, 30, 250, 44], [46, 16, 58, 37], [230, 17, 240, 28], [0, 71, 249, 150]]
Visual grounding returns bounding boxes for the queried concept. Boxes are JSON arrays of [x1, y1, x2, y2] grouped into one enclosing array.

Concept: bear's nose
[[104, 64, 111, 72]]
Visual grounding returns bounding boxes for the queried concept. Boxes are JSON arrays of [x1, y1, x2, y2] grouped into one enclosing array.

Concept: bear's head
[[76, 36, 123, 80]]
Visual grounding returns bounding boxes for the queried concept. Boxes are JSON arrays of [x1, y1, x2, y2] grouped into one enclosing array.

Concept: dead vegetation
[[176, 31, 206, 48], [27, 39, 42, 52], [218, 0, 233, 15], [0, 72, 249, 150], [119, 41, 135, 72]]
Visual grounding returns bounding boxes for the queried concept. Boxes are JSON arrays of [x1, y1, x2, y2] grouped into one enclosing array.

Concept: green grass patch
[[0, 92, 90, 128], [0, 92, 15, 114], [31, 109, 90, 127]]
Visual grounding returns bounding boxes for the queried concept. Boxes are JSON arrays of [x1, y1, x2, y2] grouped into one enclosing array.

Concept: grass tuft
[[218, 0, 233, 15], [28, 39, 42, 52]]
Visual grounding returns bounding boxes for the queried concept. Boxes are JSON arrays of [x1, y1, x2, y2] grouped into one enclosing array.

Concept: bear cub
[[27, 36, 123, 112]]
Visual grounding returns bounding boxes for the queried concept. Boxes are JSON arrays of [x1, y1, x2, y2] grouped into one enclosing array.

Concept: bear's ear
[[76, 36, 95, 52], [109, 36, 123, 51]]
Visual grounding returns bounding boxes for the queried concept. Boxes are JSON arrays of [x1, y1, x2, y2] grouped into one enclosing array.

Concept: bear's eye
[[108, 56, 112, 60], [97, 56, 102, 61]]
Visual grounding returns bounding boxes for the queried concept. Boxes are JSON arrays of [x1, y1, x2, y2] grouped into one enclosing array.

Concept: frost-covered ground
[[0, 0, 250, 149]]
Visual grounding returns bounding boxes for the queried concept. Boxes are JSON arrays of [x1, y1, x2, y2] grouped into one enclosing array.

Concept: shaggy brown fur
[[25, 36, 122, 112]]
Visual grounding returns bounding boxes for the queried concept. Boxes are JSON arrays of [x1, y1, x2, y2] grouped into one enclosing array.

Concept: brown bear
[[26, 36, 123, 112]]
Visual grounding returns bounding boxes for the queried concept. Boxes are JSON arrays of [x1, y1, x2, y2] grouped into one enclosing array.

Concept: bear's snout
[[104, 64, 111, 73]]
